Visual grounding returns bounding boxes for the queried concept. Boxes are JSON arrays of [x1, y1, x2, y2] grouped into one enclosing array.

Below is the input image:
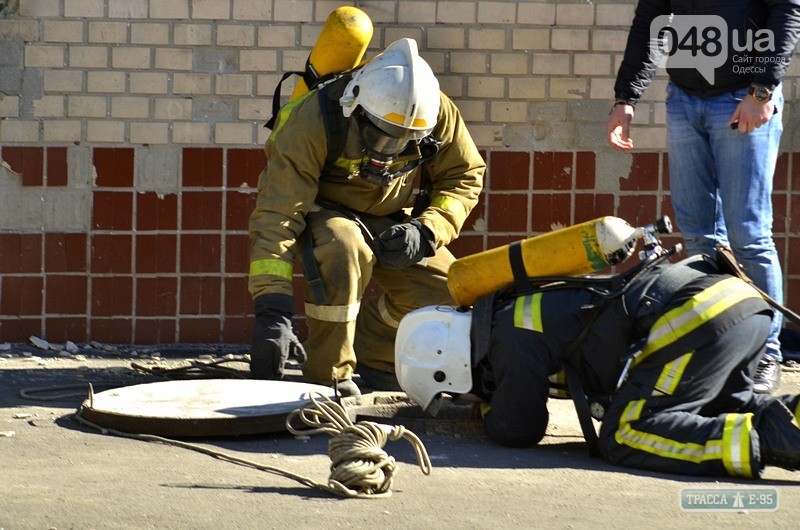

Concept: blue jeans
[[666, 82, 784, 361]]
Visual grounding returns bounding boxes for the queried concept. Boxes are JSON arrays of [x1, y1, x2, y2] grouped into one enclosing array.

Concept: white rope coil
[[286, 392, 432, 498], [74, 388, 431, 500]]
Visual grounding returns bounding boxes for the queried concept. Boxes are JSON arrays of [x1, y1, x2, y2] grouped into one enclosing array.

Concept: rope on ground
[[72, 391, 431, 500], [20, 384, 94, 401], [72, 409, 327, 492], [285, 392, 432, 498]]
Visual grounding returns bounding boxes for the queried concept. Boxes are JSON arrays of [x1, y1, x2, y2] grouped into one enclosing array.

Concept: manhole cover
[[79, 379, 336, 437]]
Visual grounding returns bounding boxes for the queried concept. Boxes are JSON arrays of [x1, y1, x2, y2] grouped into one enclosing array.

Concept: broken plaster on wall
[[0, 159, 21, 178]]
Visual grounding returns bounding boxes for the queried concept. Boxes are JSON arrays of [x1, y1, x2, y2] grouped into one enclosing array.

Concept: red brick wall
[[1, 146, 798, 344]]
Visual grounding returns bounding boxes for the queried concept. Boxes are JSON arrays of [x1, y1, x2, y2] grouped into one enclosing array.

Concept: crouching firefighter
[[396, 250, 800, 479], [248, 38, 485, 397]]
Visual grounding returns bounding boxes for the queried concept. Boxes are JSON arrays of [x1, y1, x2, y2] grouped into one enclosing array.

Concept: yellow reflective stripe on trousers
[[430, 195, 466, 217], [614, 401, 755, 477], [249, 258, 294, 280], [634, 278, 761, 367], [616, 399, 714, 462], [615, 400, 718, 464], [620, 398, 645, 425], [652, 351, 693, 397], [513, 292, 543, 332], [721, 412, 754, 477], [304, 300, 361, 323], [548, 370, 570, 399]]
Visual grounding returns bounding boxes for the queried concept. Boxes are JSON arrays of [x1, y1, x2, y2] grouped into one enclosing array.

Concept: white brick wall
[[0, 0, 797, 153]]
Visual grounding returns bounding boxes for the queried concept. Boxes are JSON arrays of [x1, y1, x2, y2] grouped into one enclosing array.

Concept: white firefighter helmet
[[340, 38, 440, 157], [395, 305, 473, 409]]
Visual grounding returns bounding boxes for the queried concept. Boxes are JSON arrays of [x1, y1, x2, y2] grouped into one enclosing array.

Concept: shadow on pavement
[[4, 349, 800, 490]]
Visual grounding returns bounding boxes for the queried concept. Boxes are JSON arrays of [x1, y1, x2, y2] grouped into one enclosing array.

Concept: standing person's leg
[[666, 83, 725, 257], [707, 85, 785, 392]]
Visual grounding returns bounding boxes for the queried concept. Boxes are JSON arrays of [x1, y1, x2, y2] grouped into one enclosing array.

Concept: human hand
[[728, 96, 775, 133], [606, 103, 635, 151], [250, 294, 307, 379], [372, 218, 436, 269]]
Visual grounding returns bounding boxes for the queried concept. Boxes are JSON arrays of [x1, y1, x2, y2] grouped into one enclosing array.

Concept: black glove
[[372, 218, 436, 269], [250, 293, 307, 379]]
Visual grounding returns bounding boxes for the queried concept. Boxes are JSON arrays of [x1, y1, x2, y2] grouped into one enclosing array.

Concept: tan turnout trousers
[[301, 206, 455, 385]]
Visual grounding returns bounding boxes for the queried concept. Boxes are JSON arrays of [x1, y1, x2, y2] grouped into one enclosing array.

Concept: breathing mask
[[355, 110, 438, 186]]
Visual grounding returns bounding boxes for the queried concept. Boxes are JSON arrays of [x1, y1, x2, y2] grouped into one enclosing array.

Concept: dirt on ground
[[2, 341, 800, 529]]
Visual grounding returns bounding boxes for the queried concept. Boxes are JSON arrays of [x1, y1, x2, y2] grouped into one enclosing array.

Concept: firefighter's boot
[[755, 399, 800, 471]]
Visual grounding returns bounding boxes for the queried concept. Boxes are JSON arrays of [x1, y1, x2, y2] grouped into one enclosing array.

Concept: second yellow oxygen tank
[[289, 6, 374, 100], [447, 216, 640, 307]]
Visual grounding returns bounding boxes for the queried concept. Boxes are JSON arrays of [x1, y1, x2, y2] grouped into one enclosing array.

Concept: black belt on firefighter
[[301, 198, 375, 306]]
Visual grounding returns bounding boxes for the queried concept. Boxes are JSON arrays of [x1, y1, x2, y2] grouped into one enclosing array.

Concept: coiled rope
[[285, 392, 432, 498], [73, 389, 431, 499]]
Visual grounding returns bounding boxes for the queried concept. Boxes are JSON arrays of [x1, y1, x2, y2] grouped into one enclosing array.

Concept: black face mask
[[355, 112, 439, 186], [357, 136, 440, 186]]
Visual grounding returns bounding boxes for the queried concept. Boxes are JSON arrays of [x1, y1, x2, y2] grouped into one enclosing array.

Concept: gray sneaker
[[753, 357, 781, 395]]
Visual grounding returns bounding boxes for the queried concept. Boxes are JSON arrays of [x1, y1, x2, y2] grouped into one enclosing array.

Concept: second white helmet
[[395, 305, 473, 410]]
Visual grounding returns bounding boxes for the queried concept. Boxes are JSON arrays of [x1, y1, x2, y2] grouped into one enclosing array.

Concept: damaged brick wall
[[0, 1, 799, 344]]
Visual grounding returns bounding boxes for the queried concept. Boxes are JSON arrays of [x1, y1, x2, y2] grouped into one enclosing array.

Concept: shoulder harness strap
[[632, 254, 709, 338], [264, 70, 303, 130], [470, 292, 496, 368], [264, 57, 344, 130], [317, 74, 352, 168]]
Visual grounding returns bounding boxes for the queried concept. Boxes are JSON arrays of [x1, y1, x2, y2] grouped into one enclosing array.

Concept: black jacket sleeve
[[614, 0, 672, 103], [756, 0, 800, 88], [614, 0, 800, 100]]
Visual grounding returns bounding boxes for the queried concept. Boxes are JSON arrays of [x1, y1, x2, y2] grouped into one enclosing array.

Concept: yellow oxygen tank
[[447, 216, 642, 307], [289, 6, 374, 100]]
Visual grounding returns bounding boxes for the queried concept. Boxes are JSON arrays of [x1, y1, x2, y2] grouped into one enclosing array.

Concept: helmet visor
[[358, 112, 432, 157]]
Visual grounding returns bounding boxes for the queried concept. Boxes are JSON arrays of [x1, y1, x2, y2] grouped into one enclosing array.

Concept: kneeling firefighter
[[248, 37, 485, 396], [396, 250, 800, 479]]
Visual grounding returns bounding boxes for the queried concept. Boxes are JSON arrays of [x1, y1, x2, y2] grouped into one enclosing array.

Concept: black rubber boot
[[357, 364, 403, 392], [755, 399, 800, 471]]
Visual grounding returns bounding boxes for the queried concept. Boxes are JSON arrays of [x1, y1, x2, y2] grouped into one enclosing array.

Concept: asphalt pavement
[[2, 342, 800, 529]]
